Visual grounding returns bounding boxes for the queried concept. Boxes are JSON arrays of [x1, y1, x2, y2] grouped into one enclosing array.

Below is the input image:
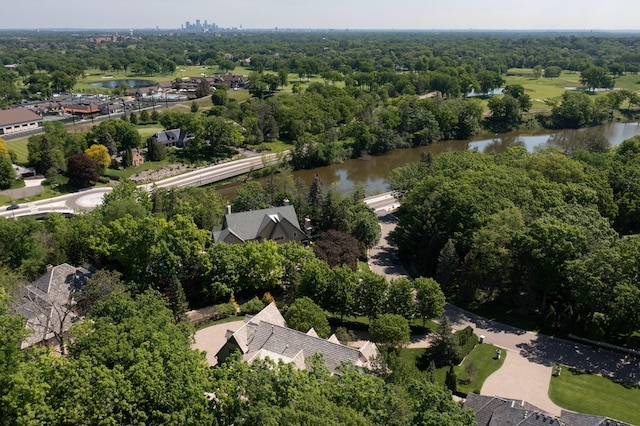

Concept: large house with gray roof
[[215, 303, 380, 373], [151, 128, 195, 148], [212, 204, 310, 245], [13, 263, 95, 349], [463, 394, 631, 426], [0, 108, 43, 136]]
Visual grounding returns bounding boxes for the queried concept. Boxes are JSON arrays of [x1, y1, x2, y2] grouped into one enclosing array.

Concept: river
[[216, 122, 640, 198]]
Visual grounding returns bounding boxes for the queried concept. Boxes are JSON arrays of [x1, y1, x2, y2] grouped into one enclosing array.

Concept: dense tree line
[[390, 139, 640, 343], [3, 30, 640, 103]]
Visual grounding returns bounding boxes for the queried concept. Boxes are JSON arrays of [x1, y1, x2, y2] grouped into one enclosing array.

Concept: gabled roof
[[152, 128, 194, 144], [214, 205, 308, 243], [219, 303, 379, 374], [560, 411, 632, 426], [0, 108, 42, 127], [464, 394, 632, 426], [245, 321, 373, 373], [14, 263, 95, 348]]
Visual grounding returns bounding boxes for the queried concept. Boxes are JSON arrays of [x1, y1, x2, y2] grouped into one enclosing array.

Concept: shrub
[[241, 297, 265, 315], [455, 328, 478, 363], [215, 303, 236, 319]]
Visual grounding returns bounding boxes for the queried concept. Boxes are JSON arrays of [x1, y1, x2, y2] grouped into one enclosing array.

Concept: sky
[[2, 0, 639, 31]]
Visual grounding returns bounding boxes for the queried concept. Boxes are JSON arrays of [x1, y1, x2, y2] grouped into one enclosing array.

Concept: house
[[463, 394, 631, 426], [13, 263, 95, 349], [111, 147, 144, 168], [212, 204, 311, 245], [151, 128, 195, 148], [0, 108, 43, 136], [215, 303, 380, 373]]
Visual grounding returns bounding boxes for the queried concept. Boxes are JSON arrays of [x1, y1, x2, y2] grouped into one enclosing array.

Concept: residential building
[[212, 204, 310, 245], [13, 263, 95, 349], [216, 303, 380, 373], [0, 108, 43, 136], [151, 128, 195, 148], [463, 394, 632, 426]]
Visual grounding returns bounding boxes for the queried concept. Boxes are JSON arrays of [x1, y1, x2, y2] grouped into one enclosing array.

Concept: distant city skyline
[[1, 0, 639, 31]]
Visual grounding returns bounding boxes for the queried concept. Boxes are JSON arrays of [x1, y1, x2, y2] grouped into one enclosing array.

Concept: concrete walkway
[[368, 212, 639, 416]]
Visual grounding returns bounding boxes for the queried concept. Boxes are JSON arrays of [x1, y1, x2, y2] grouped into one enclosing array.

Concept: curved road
[[368, 211, 639, 416], [0, 153, 285, 219]]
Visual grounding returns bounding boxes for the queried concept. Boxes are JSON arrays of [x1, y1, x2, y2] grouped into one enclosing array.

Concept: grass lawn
[[401, 342, 505, 395], [195, 314, 246, 331], [135, 123, 165, 139], [6, 138, 30, 164], [549, 367, 640, 425], [505, 68, 640, 111]]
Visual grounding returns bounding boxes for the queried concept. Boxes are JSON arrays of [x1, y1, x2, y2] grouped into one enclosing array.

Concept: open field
[[549, 367, 640, 425], [505, 68, 640, 110]]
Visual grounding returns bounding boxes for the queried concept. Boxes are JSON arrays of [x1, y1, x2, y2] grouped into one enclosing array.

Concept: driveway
[[368, 212, 639, 415], [193, 320, 244, 366]]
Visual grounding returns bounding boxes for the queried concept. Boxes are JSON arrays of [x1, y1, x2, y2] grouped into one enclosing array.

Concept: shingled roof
[[0, 108, 42, 127], [213, 205, 309, 244], [217, 303, 379, 373], [13, 263, 95, 348], [464, 394, 632, 426]]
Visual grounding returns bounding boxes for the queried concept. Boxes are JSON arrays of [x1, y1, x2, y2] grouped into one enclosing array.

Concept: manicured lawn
[[195, 314, 246, 331], [504, 68, 640, 111], [6, 138, 30, 164], [549, 367, 640, 425], [135, 123, 165, 139], [401, 342, 505, 395]]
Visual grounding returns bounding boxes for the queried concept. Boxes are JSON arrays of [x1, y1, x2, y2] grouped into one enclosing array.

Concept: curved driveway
[[368, 212, 639, 416]]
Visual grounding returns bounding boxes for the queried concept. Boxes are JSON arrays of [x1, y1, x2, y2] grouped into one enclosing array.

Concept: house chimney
[[283, 198, 290, 206], [225, 203, 231, 215]]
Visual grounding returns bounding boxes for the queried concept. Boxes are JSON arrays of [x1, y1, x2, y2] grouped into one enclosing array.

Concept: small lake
[[89, 79, 155, 89], [216, 122, 640, 200]]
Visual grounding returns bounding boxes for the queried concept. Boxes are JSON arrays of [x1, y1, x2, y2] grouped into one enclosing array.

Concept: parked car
[[6, 204, 19, 211]]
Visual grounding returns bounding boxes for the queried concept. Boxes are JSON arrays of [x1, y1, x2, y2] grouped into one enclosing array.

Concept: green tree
[[356, 271, 388, 321], [232, 181, 270, 212], [369, 313, 410, 349], [347, 202, 381, 249], [211, 88, 228, 106], [0, 155, 15, 190], [552, 90, 594, 128], [580, 66, 615, 93], [427, 317, 458, 367], [445, 365, 458, 393], [414, 277, 446, 326], [385, 277, 415, 319], [285, 296, 330, 338]]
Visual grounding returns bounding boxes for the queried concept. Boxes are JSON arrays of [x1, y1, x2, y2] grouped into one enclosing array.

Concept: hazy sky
[[2, 0, 639, 30]]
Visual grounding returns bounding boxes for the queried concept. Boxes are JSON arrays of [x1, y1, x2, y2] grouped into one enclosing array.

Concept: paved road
[[0, 153, 285, 219], [368, 211, 639, 415]]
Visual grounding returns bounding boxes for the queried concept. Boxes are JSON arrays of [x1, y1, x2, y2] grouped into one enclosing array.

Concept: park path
[[368, 212, 639, 415]]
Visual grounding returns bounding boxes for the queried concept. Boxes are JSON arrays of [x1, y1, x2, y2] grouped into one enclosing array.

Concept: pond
[[89, 79, 156, 89]]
